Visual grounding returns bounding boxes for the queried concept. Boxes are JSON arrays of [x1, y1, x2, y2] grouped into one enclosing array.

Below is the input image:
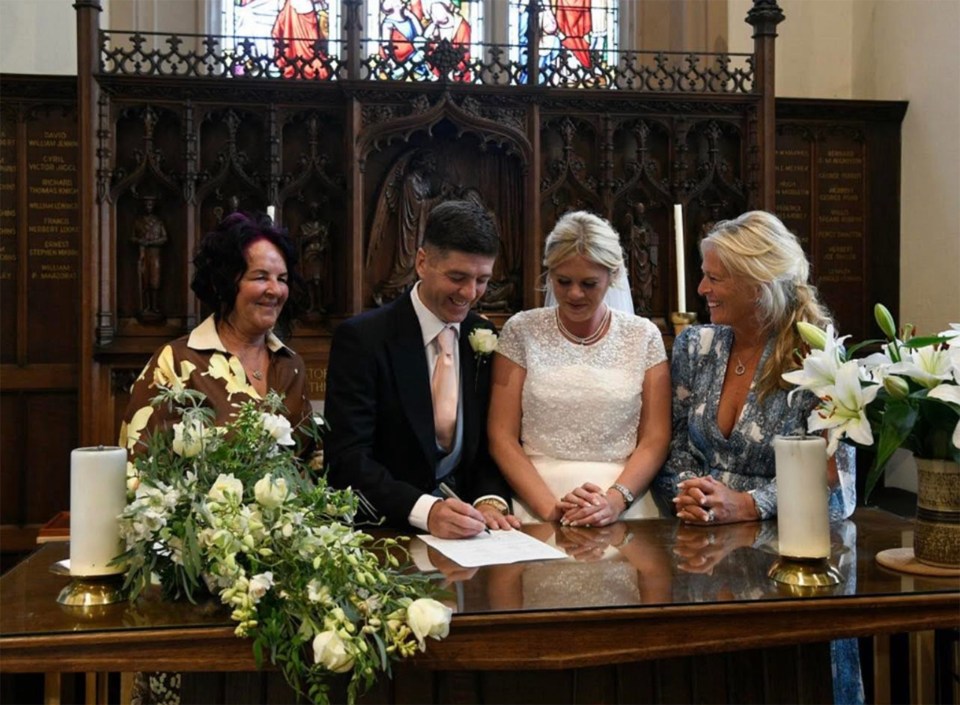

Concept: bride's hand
[[560, 482, 624, 527]]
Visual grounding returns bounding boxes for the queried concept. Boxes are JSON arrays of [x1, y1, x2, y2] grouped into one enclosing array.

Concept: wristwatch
[[609, 483, 635, 506]]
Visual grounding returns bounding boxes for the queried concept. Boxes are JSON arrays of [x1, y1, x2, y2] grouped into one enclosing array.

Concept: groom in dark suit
[[325, 200, 519, 538]]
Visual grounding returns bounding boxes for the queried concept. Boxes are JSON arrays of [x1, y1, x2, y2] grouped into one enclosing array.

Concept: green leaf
[[864, 399, 918, 502], [903, 334, 951, 348]]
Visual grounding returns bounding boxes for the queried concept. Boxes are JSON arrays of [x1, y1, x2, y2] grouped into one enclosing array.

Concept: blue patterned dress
[[657, 324, 863, 704], [654, 324, 857, 520]]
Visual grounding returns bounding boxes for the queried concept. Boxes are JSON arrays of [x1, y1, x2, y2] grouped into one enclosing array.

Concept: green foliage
[[117, 388, 450, 704]]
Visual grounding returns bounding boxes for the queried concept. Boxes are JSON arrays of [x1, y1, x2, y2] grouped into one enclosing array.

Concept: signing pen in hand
[[438, 482, 491, 535]]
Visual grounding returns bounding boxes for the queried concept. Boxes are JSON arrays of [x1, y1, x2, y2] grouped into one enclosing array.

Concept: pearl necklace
[[556, 305, 611, 346]]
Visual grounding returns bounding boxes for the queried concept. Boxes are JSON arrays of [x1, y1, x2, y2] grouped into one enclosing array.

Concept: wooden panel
[[24, 109, 80, 364], [775, 98, 907, 340], [0, 110, 16, 365], [23, 393, 76, 526]]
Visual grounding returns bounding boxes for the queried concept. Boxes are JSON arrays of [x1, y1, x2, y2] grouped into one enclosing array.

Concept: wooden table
[[1, 508, 957, 704]]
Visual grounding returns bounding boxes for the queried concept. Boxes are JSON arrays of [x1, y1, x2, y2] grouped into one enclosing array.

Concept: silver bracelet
[[609, 483, 635, 506]]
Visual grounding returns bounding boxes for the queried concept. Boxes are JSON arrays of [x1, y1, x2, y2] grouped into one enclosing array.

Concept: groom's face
[[415, 247, 495, 323]]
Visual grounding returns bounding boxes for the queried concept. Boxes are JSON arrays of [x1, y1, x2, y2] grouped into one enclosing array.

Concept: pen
[[438, 482, 491, 534]]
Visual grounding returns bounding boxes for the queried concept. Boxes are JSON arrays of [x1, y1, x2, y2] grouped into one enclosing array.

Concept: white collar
[[187, 315, 289, 354]]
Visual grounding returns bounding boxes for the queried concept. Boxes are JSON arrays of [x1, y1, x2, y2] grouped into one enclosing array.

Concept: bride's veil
[[544, 269, 635, 315]]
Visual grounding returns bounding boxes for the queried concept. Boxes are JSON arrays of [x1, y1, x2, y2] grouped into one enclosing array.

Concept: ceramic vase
[[913, 458, 960, 568]]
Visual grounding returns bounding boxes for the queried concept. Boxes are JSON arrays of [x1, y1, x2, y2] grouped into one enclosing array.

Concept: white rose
[[468, 328, 498, 355], [172, 419, 208, 458], [208, 473, 244, 503], [260, 412, 295, 446], [248, 571, 274, 602], [312, 630, 355, 673], [406, 598, 452, 651], [254, 474, 289, 508]]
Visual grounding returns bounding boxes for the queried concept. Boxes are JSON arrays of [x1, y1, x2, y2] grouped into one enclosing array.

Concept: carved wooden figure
[[130, 196, 168, 323]]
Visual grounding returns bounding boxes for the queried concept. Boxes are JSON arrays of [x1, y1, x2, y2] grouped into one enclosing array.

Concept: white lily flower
[[887, 346, 954, 389], [806, 360, 881, 455], [781, 346, 844, 403], [939, 323, 960, 346], [927, 368, 960, 449]]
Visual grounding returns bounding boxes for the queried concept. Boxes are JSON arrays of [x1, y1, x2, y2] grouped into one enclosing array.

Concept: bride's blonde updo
[[701, 210, 833, 401], [543, 210, 625, 285]]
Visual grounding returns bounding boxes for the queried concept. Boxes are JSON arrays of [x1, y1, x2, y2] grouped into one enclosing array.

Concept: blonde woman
[[488, 211, 671, 526], [655, 210, 856, 523]]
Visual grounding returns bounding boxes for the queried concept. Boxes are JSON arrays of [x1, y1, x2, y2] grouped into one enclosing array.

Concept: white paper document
[[418, 529, 567, 568]]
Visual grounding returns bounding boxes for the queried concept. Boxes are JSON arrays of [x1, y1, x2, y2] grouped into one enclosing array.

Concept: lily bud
[[874, 304, 897, 339], [797, 321, 828, 350], [883, 375, 910, 400]]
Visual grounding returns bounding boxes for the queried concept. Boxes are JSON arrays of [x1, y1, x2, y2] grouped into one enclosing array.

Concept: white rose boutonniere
[[469, 327, 498, 358], [468, 327, 498, 388]]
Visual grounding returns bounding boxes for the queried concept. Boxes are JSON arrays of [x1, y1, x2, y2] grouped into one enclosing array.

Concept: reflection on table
[[1, 509, 957, 705]]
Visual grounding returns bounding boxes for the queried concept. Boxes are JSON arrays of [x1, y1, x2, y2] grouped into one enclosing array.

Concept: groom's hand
[[427, 498, 488, 538]]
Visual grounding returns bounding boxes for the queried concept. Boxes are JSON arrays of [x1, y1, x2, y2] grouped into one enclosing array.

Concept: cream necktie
[[431, 326, 458, 452]]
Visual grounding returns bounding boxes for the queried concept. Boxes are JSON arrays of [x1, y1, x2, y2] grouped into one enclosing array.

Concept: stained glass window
[[216, 1, 619, 84], [509, 0, 619, 85], [222, 0, 341, 78], [365, 0, 484, 82]]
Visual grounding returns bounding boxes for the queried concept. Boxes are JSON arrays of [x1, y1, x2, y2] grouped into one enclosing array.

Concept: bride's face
[[550, 254, 611, 326]]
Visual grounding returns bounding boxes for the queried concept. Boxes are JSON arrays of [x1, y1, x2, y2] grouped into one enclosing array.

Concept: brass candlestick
[[767, 556, 842, 588], [670, 312, 697, 337], [51, 560, 126, 606]]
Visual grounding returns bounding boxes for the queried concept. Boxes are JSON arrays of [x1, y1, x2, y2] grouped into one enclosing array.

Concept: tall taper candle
[[266, 205, 276, 222], [70, 446, 127, 576], [673, 203, 686, 312], [773, 436, 830, 559]]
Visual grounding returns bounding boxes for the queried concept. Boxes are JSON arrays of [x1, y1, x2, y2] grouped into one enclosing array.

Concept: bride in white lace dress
[[488, 211, 671, 525]]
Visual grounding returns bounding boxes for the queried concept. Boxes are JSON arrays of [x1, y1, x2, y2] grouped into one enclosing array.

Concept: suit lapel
[[387, 296, 437, 472]]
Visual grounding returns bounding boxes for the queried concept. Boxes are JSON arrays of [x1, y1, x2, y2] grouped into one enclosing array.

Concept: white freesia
[[248, 571, 274, 602], [312, 630, 355, 673], [806, 360, 881, 455], [406, 598, 452, 651], [260, 412, 295, 446], [208, 473, 244, 503], [254, 474, 290, 508], [468, 328, 498, 355]]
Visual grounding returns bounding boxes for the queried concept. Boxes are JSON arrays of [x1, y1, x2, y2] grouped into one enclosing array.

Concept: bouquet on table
[[783, 304, 960, 501], [117, 386, 451, 705]]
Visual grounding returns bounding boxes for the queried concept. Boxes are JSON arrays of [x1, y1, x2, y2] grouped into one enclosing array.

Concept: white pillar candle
[[773, 435, 831, 559], [673, 203, 686, 312], [70, 446, 127, 576], [266, 205, 276, 222]]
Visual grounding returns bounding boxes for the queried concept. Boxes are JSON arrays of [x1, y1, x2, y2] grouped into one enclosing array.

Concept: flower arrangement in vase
[[117, 386, 452, 704], [783, 305, 959, 568]]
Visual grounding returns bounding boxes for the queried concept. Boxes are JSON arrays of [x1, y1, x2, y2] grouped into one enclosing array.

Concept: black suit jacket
[[324, 292, 509, 529]]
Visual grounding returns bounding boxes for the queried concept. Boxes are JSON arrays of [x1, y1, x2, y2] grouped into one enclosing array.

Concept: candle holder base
[[670, 312, 697, 337], [56, 574, 126, 607], [767, 556, 842, 588]]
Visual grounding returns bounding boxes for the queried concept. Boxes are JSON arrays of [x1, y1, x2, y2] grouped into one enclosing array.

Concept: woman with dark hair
[[120, 212, 313, 452]]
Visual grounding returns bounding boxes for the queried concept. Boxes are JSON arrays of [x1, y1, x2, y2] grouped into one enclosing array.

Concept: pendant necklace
[[556, 305, 611, 346], [734, 347, 761, 376]]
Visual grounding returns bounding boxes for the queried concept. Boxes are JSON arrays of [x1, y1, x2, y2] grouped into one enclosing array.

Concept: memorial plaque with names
[[25, 115, 80, 363], [816, 132, 866, 334], [774, 130, 813, 251], [0, 113, 17, 363]]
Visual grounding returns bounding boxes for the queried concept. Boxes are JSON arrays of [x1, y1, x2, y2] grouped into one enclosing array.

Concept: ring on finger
[[706, 508, 717, 523]]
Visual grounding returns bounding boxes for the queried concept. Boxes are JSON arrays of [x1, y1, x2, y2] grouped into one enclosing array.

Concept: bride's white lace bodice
[[497, 308, 667, 463]]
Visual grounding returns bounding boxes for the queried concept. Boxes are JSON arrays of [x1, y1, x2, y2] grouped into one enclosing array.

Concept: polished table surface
[[1, 508, 957, 672]]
